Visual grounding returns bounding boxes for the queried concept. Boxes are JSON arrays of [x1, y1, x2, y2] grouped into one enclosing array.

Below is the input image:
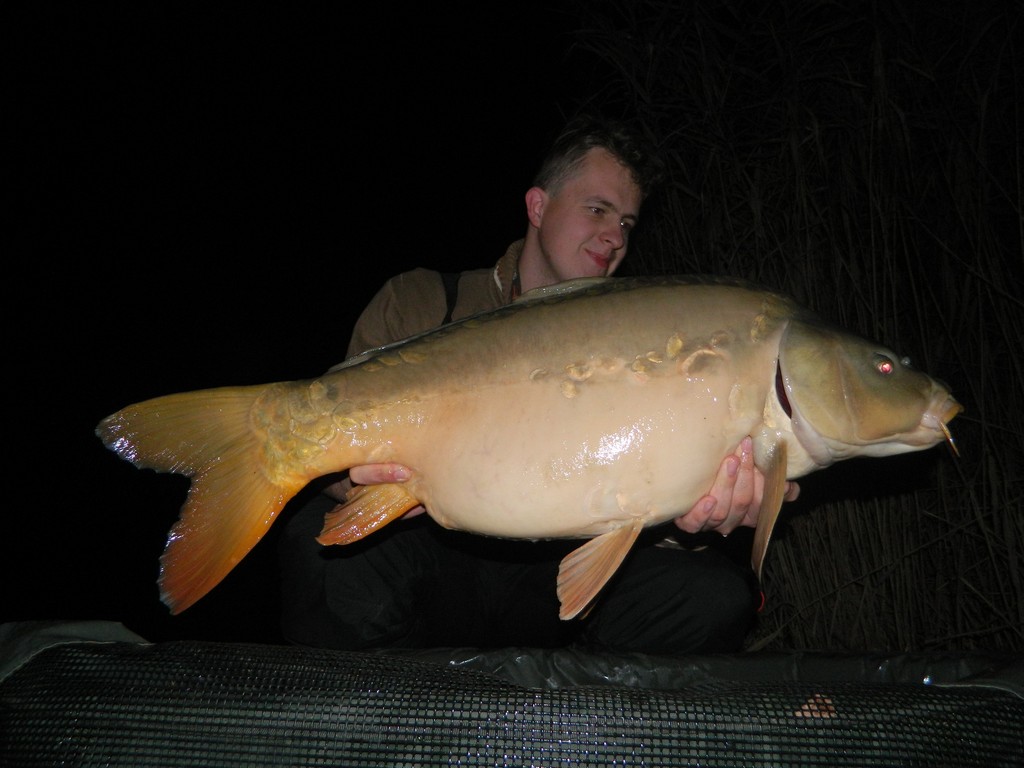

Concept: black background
[[10, 6, 600, 643]]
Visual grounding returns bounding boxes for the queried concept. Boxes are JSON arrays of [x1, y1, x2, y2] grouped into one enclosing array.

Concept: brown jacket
[[340, 240, 523, 359]]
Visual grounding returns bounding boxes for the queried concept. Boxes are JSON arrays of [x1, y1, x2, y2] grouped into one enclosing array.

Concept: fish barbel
[[96, 275, 962, 619]]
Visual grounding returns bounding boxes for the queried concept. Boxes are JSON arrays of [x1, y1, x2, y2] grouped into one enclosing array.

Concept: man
[[279, 114, 798, 653]]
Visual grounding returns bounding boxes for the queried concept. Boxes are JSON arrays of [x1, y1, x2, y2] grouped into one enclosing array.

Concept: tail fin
[[96, 385, 307, 614]]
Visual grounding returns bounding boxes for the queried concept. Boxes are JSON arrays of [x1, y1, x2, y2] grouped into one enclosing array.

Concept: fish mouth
[[926, 396, 964, 457], [881, 392, 964, 455], [941, 397, 964, 425]]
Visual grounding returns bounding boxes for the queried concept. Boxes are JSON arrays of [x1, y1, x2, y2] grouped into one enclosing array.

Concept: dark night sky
[[9, 6, 600, 642]]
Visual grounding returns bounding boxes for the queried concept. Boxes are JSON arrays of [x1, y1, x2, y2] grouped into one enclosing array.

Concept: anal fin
[[556, 520, 644, 620], [751, 441, 788, 580], [317, 483, 423, 545]]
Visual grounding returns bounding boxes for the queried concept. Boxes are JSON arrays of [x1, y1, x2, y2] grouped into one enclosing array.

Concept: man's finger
[[349, 463, 412, 485]]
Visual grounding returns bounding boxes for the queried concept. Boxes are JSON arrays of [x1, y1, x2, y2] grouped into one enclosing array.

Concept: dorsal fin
[[516, 276, 611, 303]]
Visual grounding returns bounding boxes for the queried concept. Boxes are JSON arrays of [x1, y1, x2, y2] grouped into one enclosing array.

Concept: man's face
[[535, 148, 643, 282]]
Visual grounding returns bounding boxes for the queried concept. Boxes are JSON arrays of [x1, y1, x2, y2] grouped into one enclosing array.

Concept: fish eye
[[875, 355, 896, 375]]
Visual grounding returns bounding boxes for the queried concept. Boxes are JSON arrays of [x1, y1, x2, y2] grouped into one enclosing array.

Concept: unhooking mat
[[1, 621, 1022, 767]]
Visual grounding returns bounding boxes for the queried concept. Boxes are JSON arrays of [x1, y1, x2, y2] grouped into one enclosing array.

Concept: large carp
[[97, 275, 962, 620]]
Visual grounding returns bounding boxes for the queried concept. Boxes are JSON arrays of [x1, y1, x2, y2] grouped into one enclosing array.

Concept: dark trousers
[[279, 490, 759, 655]]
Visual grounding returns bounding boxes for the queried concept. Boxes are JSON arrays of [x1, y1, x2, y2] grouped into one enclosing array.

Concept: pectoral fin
[[557, 520, 644, 620], [750, 440, 789, 579], [317, 483, 423, 545]]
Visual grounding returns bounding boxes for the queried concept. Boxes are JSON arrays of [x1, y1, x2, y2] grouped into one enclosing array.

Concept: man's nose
[[601, 222, 624, 248]]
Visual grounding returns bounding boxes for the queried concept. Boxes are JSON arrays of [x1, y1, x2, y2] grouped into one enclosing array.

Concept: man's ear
[[524, 186, 546, 227]]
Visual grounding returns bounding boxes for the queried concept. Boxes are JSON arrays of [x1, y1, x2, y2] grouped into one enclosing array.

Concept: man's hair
[[532, 113, 666, 200]]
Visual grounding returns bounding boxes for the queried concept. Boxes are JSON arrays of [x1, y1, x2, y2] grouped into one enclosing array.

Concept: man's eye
[[620, 220, 634, 232]]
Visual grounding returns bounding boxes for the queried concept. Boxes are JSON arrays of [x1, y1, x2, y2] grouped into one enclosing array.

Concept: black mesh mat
[[2, 639, 1022, 767]]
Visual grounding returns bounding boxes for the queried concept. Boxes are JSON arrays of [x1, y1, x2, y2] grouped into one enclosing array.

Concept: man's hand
[[674, 436, 800, 535]]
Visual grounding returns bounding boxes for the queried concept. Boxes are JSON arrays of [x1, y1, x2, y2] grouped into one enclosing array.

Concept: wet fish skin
[[96, 275, 962, 619]]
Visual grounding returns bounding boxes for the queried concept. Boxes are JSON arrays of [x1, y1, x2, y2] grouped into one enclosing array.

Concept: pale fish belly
[[403, 357, 770, 539]]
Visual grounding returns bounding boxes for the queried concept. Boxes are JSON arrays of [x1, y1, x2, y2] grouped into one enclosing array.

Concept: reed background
[[562, 0, 1022, 653]]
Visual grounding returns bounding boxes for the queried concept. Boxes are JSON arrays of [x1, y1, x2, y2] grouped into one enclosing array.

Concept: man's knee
[[579, 547, 758, 654]]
